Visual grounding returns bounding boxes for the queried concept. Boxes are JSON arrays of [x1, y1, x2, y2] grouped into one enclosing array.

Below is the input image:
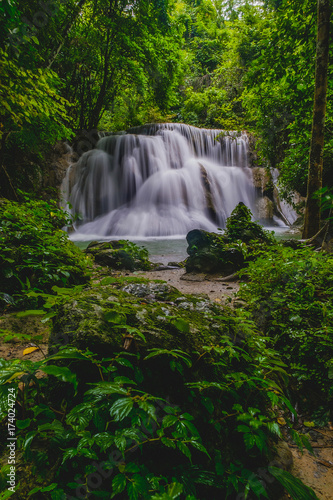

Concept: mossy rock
[[49, 279, 239, 359], [185, 229, 244, 274], [85, 240, 152, 271], [225, 202, 272, 243]]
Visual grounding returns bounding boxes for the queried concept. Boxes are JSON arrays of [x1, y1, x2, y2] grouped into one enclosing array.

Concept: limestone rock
[[257, 196, 275, 220]]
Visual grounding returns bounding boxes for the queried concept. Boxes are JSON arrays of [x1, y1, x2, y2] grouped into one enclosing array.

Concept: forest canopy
[[0, 0, 332, 199]]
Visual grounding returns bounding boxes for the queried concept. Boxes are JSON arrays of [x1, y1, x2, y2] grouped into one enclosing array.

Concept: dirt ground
[[288, 432, 333, 500], [1, 268, 332, 499], [132, 266, 241, 302]]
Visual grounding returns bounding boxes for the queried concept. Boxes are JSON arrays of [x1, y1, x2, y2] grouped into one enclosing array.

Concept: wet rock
[[252, 167, 273, 195], [257, 196, 275, 220]]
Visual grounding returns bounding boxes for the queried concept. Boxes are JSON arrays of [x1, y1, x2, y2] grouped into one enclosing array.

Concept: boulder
[[185, 229, 244, 275], [251, 167, 273, 195], [184, 204, 274, 275], [49, 280, 235, 358], [257, 196, 275, 221], [225, 202, 272, 243], [85, 240, 152, 271]]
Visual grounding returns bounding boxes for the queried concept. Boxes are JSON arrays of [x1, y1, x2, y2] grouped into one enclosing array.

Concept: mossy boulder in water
[[85, 240, 152, 271], [225, 202, 271, 243], [185, 203, 273, 274], [185, 229, 244, 274]]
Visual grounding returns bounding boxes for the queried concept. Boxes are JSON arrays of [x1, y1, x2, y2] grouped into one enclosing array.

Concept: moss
[[49, 280, 234, 359], [225, 202, 273, 243], [85, 240, 152, 271]]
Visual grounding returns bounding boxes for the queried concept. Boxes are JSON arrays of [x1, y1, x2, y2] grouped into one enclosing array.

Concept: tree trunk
[[321, 209, 333, 252], [302, 0, 330, 239], [47, 0, 87, 69]]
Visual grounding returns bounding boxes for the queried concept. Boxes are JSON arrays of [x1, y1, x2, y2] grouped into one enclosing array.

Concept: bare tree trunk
[[302, 0, 330, 239]]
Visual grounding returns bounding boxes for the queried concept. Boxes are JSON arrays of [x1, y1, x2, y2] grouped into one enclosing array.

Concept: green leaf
[[114, 435, 127, 452], [125, 463, 141, 473], [105, 310, 126, 324], [41, 365, 78, 392], [237, 425, 250, 433], [111, 474, 127, 497], [171, 318, 190, 333], [28, 488, 42, 497], [16, 418, 31, 429], [177, 441, 192, 460], [110, 397, 134, 421], [162, 414, 178, 428], [127, 474, 148, 499], [201, 397, 214, 414], [22, 431, 37, 450], [62, 448, 78, 464], [16, 309, 44, 317], [47, 348, 90, 361], [137, 400, 157, 421], [248, 476, 268, 498], [161, 437, 176, 449], [166, 482, 183, 498], [41, 484, 57, 492], [86, 382, 128, 397], [188, 439, 210, 457]]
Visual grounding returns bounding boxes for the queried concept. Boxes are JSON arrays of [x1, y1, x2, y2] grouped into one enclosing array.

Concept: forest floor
[[0, 267, 332, 499]]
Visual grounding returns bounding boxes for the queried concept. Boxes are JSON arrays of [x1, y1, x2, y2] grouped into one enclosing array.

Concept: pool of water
[[71, 226, 301, 265]]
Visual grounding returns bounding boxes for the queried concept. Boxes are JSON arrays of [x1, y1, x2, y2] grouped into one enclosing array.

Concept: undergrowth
[[239, 245, 333, 423], [0, 199, 91, 311]]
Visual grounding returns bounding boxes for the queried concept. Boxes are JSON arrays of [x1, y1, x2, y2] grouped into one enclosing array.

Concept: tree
[[303, 0, 330, 239]]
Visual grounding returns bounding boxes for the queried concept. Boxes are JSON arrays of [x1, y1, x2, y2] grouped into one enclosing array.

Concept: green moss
[[225, 202, 273, 243], [50, 281, 234, 358], [85, 240, 152, 271]]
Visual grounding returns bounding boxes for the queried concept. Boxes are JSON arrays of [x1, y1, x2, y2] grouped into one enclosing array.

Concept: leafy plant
[[0, 298, 318, 499], [239, 244, 333, 421], [0, 199, 91, 310]]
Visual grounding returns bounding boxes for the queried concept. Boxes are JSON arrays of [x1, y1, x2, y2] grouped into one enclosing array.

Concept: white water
[[62, 123, 257, 238]]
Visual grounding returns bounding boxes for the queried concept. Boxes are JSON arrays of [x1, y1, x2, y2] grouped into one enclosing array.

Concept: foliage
[[0, 199, 91, 310], [0, 301, 315, 499], [0, 48, 72, 148], [239, 244, 333, 421], [225, 202, 274, 243], [86, 240, 153, 271]]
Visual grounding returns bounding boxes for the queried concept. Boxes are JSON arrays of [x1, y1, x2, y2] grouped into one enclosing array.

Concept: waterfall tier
[[63, 123, 257, 237]]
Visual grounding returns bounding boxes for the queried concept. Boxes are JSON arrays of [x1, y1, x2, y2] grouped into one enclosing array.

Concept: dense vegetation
[[1, 203, 330, 499], [1, 0, 333, 498], [1, 0, 332, 199]]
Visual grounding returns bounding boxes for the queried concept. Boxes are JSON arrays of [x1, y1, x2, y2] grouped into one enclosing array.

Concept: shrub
[[239, 245, 333, 422], [0, 199, 91, 310]]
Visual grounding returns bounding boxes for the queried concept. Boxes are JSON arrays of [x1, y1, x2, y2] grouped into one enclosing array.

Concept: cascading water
[[62, 123, 257, 238]]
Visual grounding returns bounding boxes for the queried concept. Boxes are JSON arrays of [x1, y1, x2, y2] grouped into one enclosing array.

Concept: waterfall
[[62, 123, 256, 238]]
